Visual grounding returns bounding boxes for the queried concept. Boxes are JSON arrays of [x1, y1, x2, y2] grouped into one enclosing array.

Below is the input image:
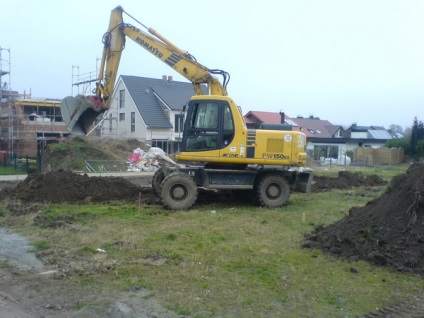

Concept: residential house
[[99, 75, 206, 153], [243, 111, 346, 161], [344, 124, 394, 147], [290, 115, 346, 162], [244, 111, 287, 129], [243, 111, 398, 164]]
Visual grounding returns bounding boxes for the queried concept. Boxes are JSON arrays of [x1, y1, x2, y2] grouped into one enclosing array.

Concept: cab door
[[182, 99, 235, 156]]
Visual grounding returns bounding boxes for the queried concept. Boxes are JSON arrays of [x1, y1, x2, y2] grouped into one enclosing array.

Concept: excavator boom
[[61, 6, 228, 134]]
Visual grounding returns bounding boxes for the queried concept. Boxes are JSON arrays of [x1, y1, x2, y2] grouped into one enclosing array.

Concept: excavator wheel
[[160, 172, 198, 210], [152, 169, 165, 194], [256, 174, 290, 208]]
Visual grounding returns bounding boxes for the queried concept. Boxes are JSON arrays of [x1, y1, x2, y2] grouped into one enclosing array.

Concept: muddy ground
[[0, 166, 423, 317]]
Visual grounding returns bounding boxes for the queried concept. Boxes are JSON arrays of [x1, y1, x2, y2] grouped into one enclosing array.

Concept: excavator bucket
[[60, 95, 103, 135], [293, 171, 314, 193]]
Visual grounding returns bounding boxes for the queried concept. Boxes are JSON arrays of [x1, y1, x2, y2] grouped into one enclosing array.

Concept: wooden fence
[[354, 147, 404, 166]]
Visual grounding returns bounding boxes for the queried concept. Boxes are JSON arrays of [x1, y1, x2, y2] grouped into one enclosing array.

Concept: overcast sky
[[1, 0, 423, 129]]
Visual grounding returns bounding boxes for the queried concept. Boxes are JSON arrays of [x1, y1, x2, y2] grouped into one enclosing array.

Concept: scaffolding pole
[[0, 47, 14, 159]]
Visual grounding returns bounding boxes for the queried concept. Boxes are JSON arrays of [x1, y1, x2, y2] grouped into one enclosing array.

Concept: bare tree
[[389, 124, 404, 134]]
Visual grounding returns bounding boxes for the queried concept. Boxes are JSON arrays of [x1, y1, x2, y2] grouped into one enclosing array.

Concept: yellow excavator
[[61, 6, 313, 210]]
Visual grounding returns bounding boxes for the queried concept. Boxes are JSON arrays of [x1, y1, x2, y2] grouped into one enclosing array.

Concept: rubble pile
[[126, 147, 167, 172]]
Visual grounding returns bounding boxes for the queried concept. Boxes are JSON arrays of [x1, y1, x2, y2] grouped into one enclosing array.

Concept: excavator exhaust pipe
[[61, 95, 104, 135]]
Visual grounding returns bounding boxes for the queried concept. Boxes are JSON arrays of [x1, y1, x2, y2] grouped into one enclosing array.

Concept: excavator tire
[[152, 169, 165, 194], [256, 174, 290, 208], [160, 172, 198, 210]]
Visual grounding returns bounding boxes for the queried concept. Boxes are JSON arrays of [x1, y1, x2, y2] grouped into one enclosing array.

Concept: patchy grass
[[1, 165, 422, 317]]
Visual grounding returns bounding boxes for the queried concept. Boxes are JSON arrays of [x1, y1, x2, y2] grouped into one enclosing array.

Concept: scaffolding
[[0, 47, 69, 159], [0, 47, 14, 158], [71, 58, 101, 96]]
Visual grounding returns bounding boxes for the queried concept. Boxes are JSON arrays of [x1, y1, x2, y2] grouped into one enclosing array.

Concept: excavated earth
[[0, 169, 387, 205], [311, 170, 387, 192], [305, 163, 424, 275], [0, 170, 160, 205], [305, 163, 424, 318]]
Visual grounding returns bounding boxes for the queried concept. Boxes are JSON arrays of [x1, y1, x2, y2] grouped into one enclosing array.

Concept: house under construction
[[0, 47, 69, 159], [0, 93, 69, 158]]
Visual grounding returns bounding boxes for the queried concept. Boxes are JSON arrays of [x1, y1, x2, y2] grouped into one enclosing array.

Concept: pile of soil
[[312, 170, 387, 192], [0, 169, 388, 207], [44, 136, 145, 171], [305, 163, 424, 275], [0, 170, 160, 205]]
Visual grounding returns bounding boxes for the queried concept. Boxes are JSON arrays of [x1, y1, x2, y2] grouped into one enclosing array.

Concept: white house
[[99, 75, 206, 153]]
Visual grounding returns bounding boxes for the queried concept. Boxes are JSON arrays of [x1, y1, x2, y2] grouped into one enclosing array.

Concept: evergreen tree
[[409, 117, 424, 157]]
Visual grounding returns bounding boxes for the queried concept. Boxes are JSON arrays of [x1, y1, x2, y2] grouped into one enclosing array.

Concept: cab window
[[190, 103, 219, 129]]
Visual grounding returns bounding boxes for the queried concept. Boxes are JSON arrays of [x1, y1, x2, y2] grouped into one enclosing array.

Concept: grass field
[[0, 166, 27, 175], [1, 163, 422, 317]]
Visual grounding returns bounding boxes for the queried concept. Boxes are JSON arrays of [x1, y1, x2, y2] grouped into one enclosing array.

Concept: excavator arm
[[61, 5, 229, 134]]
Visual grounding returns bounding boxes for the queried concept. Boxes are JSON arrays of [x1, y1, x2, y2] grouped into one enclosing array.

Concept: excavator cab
[[182, 99, 235, 153]]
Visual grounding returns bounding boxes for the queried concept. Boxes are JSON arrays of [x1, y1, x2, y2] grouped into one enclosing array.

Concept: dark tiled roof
[[121, 75, 206, 129], [243, 111, 341, 138], [288, 117, 339, 138]]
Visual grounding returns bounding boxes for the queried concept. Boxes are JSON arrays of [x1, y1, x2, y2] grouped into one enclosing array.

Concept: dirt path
[[0, 265, 185, 317], [0, 227, 185, 317]]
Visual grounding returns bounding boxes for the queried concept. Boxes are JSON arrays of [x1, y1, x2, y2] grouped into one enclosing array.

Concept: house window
[[313, 145, 339, 160], [119, 113, 125, 121], [174, 113, 184, 133], [131, 112, 135, 132], [119, 90, 125, 108]]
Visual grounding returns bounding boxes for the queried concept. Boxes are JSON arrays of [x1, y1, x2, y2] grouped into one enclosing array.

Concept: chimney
[[162, 75, 167, 81], [168, 75, 173, 82], [279, 111, 285, 124]]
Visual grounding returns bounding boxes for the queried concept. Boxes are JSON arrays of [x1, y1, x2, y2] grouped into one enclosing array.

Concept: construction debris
[[126, 147, 179, 172]]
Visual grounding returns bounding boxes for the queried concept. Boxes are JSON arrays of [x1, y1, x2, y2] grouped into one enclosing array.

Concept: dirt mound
[[44, 136, 144, 171], [0, 170, 160, 205], [305, 163, 424, 275], [312, 170, 387, 192]]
